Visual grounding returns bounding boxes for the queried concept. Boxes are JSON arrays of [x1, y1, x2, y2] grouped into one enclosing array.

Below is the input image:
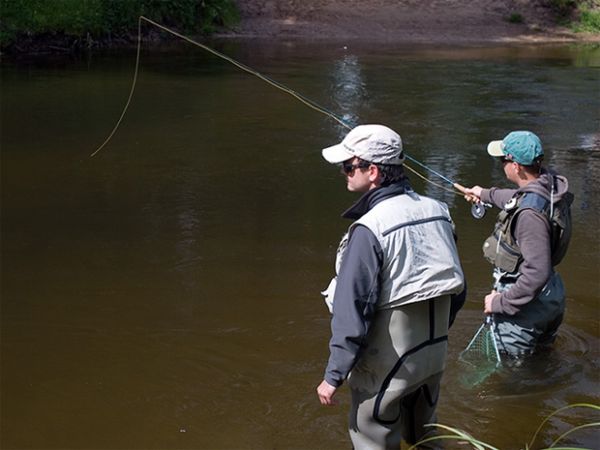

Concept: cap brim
[[487, 140, 504, 158], [321, 143, 354, 164]]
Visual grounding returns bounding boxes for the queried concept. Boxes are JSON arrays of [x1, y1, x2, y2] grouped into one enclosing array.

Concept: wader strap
[[373, 299, 447, 425], [429, 298, 435, 340]]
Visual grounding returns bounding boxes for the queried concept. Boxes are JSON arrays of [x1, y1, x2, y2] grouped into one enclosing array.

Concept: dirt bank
[[220, 0, 600, 43]]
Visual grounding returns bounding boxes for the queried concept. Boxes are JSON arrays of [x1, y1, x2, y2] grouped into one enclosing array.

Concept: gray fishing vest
[[352, 192, 464, 309], [343, 193, 463, 414], [321, 192, 464, 312]]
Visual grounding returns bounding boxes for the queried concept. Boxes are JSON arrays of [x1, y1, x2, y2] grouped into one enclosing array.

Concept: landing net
[[459, 315, 501, 387]]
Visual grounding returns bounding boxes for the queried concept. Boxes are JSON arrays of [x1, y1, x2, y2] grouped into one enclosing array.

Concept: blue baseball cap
[[487, 131, 544, 165]]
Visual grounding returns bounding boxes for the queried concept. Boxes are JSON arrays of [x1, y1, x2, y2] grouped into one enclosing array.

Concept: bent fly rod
[[91, 16, 470, 198]]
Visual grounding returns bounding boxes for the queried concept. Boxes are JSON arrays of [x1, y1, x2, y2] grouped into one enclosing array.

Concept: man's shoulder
[[371, 192, 451, 215], [356, 192, 451, 232], [366, 192, 421, 215], [373, 190, 438, 206]]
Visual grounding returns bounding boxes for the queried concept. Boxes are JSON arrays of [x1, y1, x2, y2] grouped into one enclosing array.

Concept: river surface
[[2, 41, 599, 449]]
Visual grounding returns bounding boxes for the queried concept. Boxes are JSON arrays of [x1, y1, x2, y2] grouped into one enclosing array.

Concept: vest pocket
[[483, 234, 521, 273]]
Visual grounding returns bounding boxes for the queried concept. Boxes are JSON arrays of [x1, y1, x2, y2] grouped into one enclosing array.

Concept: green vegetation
[[0, 0, 239, 50], [573, 7, 600, 31], [409, 404, 600, 450], [547, 0, 600, 31], [507, 13, 525, 24]]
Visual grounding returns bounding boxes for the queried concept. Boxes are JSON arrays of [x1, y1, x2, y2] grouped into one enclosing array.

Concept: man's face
[[501, 156, 520, 185], [341, 157, 373, 193]]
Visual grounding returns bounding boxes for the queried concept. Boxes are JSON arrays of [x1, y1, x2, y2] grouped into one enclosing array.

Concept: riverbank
[[219, 0, 600, 44], [2, 0, 599, 56]]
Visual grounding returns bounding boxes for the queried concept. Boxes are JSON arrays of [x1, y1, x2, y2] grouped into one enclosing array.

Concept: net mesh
[[459, 316, 502, 386]]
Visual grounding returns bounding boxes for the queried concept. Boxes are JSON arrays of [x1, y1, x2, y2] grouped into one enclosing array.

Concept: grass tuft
[[409, 404, 600, 450]]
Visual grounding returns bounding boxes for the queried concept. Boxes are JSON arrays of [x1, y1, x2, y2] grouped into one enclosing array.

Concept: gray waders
[[347, 296, 450, 450]]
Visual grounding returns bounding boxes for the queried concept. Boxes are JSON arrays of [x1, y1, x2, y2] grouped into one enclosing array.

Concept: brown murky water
[[2, 42, 599, 449]]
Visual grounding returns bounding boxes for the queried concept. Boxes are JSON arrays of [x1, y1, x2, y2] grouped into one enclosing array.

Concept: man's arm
[[318, 225, 382, 404], [481, 187, 518, 209], [463, 186, 517, 210]]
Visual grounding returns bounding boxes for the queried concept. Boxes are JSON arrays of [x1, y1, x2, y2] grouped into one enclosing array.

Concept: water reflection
[[329, 53, 367, 132]]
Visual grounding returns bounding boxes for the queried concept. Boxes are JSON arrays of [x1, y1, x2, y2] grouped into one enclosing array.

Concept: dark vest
[[482, 188, 573, 274]]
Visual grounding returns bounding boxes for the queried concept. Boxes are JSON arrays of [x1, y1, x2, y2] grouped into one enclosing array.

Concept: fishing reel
[[471, 202, 492, 219]]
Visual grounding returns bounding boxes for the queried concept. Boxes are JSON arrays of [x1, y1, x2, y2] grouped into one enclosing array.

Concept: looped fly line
[[91, 16, 467, 197]]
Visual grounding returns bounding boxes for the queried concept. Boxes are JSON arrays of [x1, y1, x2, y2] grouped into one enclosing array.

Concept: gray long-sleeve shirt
[[324, 184, 402, 387], [325, 224, 382, 387]]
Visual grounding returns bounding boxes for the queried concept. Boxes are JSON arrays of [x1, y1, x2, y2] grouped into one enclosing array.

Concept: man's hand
[[463, 186, 483, 204], [317, 380, 338, 405], [484, 290, 498, 314]]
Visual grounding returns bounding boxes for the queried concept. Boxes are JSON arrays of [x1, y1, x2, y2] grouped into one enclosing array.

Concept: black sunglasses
[[341, 160, 371, 174]]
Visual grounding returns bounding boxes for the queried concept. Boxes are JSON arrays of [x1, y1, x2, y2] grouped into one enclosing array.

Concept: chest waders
[[341, 194, 462, 449], [372, 298, 448, 425], [348, 296, 451, 449]]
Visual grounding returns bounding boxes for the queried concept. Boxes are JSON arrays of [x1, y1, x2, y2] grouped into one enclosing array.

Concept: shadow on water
[[1, 41, 599, 449]]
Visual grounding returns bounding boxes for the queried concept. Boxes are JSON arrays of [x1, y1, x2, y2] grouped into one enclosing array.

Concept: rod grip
[[453, 182, 467, 194]]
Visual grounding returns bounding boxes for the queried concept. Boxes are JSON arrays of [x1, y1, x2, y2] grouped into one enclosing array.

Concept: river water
[[2, 41, 599, 449]]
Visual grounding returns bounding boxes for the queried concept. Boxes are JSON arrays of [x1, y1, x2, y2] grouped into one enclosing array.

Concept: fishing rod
[[92, 16, 484, 206]]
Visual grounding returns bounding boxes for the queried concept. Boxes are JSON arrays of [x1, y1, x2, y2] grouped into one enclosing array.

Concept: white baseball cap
[[321, 124, 404, 165]]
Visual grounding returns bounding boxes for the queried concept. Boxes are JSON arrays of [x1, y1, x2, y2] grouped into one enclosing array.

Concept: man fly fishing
[[464, 131, 573, 359], [317, 124, 465, 449]]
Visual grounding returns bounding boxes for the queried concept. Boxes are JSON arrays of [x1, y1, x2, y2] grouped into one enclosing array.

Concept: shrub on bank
[[547, 0, 600, 31], [573, 6, 600, 31], [0, 0, 239, 51]]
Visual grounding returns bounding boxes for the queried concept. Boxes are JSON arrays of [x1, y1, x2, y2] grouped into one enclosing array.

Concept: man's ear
[[514, 162, 528, 180], [368, 164, 380, 183]]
